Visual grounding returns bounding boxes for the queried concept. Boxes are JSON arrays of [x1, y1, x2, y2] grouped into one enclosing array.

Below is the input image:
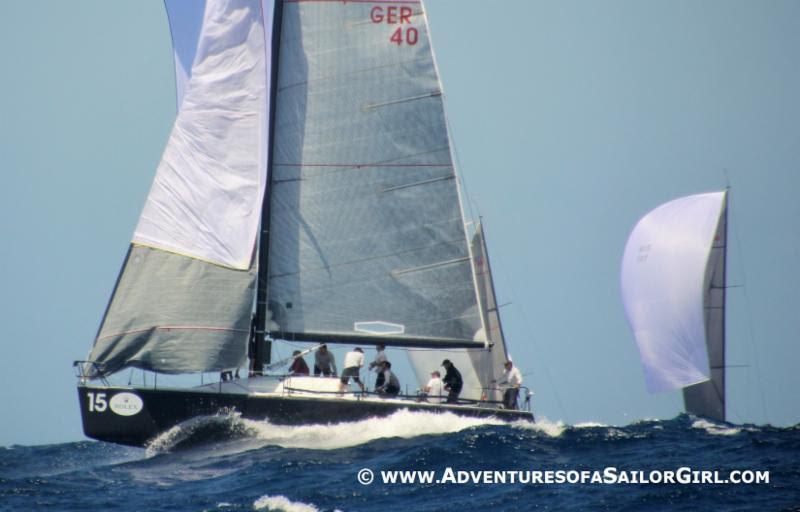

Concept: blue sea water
[[1, 412, 798, 511]]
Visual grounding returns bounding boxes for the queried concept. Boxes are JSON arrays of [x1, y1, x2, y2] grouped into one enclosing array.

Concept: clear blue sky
[[1, 1, 798, 446]]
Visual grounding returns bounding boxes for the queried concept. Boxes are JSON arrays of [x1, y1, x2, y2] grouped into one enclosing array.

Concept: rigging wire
[[490, 245, 568, 420], [445, 113, 567, 420], [730, 197, 769, 424]]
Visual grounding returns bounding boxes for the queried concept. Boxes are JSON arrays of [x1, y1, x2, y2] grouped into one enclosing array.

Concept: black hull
[[77, 385, 534, 447]]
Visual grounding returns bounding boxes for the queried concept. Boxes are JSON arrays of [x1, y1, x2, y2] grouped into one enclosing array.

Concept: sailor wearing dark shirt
[[375, 361, 400, 397], [369, 344, 387, 389], [441, 359, 463, 403], [288, 350, 310, 376]]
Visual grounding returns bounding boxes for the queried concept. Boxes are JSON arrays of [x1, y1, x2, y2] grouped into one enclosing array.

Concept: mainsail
[[265, 1, 486, 348], [621, 191, 727, 421], [88, 0, 272, 376]]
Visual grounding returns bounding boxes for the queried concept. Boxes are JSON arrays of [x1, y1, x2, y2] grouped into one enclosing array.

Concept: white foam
[[142, 409, 517, 453], [691, 419, 742, 436], [242, 409, 507, 450], [510, 416, 566, 437], [145, 410, 252, 456], [573, 421, 609, 429], [253, 495, 321, 512]]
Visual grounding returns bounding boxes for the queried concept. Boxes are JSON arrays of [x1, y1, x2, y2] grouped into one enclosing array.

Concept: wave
[[690, 418, 743, 436], [510, 416, 567, 437], [145, 409, 256, 455], [146, 409, 516, 454], [136, 411, 785, 458], [253, 495, 341, 512]]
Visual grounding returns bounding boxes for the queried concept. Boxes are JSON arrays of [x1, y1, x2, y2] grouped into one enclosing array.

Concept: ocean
[[1, 411, 798, 511]]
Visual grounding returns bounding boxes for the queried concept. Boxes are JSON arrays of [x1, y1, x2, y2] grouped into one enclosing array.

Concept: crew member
[[314, 344, 337, 376], [421, 370, 444, 403], [442, 359, 463, 404], [375, 361, 400, 397], [340, 347, 366, 393], [499, 360, 523, 409], [289, 350, 310, 376]]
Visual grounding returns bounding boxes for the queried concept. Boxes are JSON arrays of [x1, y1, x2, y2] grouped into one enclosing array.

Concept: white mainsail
[[621, 191, 727, 419]]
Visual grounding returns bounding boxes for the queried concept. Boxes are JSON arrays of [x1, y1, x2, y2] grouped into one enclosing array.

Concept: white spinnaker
[[621, 191, 726, 393], [133, 0, 272, 270]]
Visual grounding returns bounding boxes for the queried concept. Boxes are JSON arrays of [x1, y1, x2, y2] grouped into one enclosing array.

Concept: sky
[[1, 0, 799, 447]]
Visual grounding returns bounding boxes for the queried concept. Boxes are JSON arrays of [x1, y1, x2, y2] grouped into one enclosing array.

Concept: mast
[[719, 191, 728, 419], [251, 0, 284, 374]]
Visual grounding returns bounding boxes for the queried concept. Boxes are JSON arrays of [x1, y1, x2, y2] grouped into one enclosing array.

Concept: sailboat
[[621, 191, 728, 422], [74, 0, 533, 447]]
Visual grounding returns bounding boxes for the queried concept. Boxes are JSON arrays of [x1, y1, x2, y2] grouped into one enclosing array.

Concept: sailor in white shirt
[[499, 360, 523, 410], [339, 347, 365, 393], [421, 370, 444, 404]]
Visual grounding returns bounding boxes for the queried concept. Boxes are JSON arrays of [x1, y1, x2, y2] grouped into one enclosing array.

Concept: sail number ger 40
[[370, 5, 418, 46]]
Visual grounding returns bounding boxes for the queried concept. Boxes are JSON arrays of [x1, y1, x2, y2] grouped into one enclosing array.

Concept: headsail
[[470, 222, 510, 402], [265, 1, 485, 348], [406, 223, 509, 402], [621, 191, 727, 420], [88, 0, 273, 376]]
